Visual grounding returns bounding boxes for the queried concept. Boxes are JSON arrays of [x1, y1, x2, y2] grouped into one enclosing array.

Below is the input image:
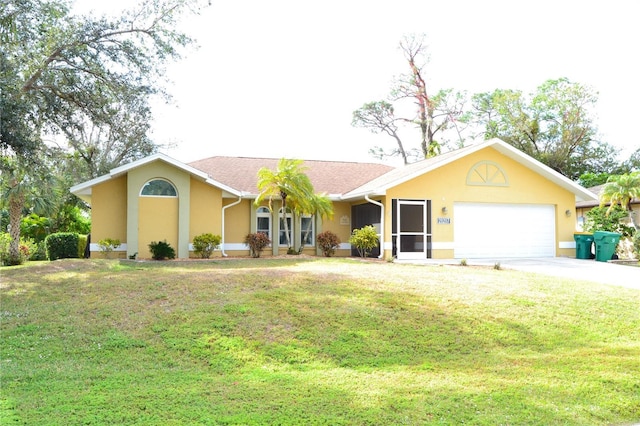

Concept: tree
[[578, 172, 611, 188], [57, 107, 159, 179], [470, 78, 619, 179], [0, 156, 56, 264], [294, 192, 334, 250], [349, 225, 380, 258], [599, 172, 640, 230], [620, 148, 640, 173], [1, 0, 207, 261], [583, 205, 634, 237], [2, 0, 205, 158], [352, 101, 408, 164], [254, 159, 315, 248], [352, 34, 467, 164]]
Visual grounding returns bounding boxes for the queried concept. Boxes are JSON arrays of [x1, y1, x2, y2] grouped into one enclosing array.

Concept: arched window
[[256, 206, 271, 239], [140, 179, 178, 197]]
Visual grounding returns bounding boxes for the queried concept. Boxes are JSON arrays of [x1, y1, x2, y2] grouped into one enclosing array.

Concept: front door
[[396, 200, 430, 260]]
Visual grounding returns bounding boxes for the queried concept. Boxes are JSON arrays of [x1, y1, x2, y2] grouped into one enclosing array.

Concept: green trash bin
[[593, 231, 621, 262], [573, 233, 594, 259]]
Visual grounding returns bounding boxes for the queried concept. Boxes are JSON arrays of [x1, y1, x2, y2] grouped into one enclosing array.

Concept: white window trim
[[139, 178, 178, 197], [278, 208, 293, 247], [300, 214, 315, 246], [256, 206, 272, 240]]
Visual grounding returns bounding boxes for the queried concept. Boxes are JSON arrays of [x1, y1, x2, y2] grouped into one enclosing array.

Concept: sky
[[74, 0, 640, 166]]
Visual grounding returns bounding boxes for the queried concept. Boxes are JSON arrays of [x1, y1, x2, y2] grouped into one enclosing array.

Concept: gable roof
[[342, 138, 598, 202], [70, 153, 241, 202], [70, 138, 598, 204], [188, 156, 394, 197]]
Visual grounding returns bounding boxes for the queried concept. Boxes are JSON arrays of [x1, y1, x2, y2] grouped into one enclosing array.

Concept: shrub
[[30, 241, 47, 261], [316, 231, 341, 257], [192, 233, 221, 259], [20, 213, 51, 243], [78, 235, 88, 258], [45, 232, 80, 261], [0, 232, 12, 265], [0, 233, 28, 266], [0, 233, 44, 265], [148, 240, 176, 260], [98, 238, 121, 258], [244, 232, 271, 258], [632, 231, 640, 260], [349, 225, 379, 258], [584, 206, 634, 237]]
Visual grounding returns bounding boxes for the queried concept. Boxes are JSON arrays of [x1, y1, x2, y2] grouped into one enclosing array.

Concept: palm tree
[[600, 172, 640, 230], [254, 159, 314, 248], [1, 157, 56, 264], [292, 192, 334, 250]]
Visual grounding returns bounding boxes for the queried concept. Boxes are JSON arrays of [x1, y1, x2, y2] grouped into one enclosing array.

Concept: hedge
[[45, 232, 80, 261]]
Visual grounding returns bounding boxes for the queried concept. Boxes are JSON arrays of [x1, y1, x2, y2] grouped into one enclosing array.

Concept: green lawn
[[1, 257, 639, 425]]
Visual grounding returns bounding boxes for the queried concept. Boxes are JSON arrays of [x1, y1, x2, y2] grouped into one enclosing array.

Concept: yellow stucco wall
[[315, 201, 353, 256], [85, 147, 583, 260], [384, 147, 577, 259], [138, 197, 179, 259], [189, 178, 223, 257], [127, 161, 191, 258], [90, 175, 127, 258], [222, 199, 252, 256]]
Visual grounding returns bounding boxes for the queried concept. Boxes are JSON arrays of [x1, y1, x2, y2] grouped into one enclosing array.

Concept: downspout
[[364, 195, 385, 259], [221, 196, 242, 257]]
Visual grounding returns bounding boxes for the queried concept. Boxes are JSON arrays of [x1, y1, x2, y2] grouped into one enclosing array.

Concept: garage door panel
[[454, 203, 555, 258]]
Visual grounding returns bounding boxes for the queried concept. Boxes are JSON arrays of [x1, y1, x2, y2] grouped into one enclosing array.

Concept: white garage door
[[454, 203, 555, 259]]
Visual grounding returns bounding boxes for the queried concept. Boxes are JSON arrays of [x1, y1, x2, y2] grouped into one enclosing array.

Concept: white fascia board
[[489, 140, 598, 202], [70, 174, 111, 196], [204, 178, 242, 197], [70, 152, 243, 199], [340, 190, 386, 202], [108, 153, 167, 175], [342, 138, 598, 203], [240, 192, 343, 201], [110, 153, 210, 181], [341, 143, 491, 199]]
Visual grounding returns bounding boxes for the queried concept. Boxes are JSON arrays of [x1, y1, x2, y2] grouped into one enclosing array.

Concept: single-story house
[[70, 138, 597, 260], [576, 184, 640, 230]]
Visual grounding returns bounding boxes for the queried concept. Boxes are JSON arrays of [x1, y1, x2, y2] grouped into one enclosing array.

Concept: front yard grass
[[1, 257, 639, 425]]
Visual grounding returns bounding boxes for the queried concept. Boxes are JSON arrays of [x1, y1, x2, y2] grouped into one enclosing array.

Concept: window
[[300, 215, 314, 245], [256, 207, 271, 239], [140, 179, 177, 197], [278, 208, 293, 246]]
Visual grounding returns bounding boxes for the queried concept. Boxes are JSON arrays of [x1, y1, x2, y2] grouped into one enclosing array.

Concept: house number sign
[[437, 217, 451, 224]]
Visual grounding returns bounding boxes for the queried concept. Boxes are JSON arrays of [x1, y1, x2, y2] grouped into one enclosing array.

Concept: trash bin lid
[[594, 231, 621, 237]]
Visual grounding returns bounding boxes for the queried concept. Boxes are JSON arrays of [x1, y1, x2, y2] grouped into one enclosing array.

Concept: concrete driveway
[[397, 257, 640, 289]]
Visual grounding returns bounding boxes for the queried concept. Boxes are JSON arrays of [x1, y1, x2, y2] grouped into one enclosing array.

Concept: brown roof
[[576, 184, 640, 208], [188, 156, 395, 195]]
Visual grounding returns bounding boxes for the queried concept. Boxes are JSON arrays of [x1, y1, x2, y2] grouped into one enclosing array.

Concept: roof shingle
[[188, 156, 394, 195]]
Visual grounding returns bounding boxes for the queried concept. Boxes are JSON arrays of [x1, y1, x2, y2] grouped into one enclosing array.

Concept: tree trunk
[[627, 203, 638, 231], [281, 195, 291, 248], [301, 217, 313, 250], [8, 193, 25, 265]]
